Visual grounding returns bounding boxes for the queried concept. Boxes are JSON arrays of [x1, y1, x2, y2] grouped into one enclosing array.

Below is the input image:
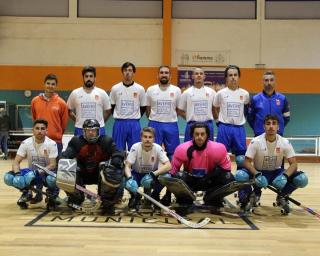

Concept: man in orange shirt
[[31, 74, 69, 156]]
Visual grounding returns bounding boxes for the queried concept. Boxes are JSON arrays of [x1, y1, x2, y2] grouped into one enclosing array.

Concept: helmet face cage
[[83, 119, 100, 143]]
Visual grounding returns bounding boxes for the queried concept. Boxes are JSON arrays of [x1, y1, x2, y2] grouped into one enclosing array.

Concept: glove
[[4, 171, 15, 187], [272, 173, 288, 190], [125, 177, 138, 193], [254, 172, 268, 188], [140, 172, 156, 189]]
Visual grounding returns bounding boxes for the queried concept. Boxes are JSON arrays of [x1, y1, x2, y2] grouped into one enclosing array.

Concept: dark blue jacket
[[247, 91, 290, 136]]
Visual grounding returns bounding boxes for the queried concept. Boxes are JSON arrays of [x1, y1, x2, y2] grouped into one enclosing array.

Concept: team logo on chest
[[133, 92, 138, 98], [95, 95, 100, 101], [276, 99, 280, 106], [240, 95, 243, 101], [276, 147, 280, 153], [151, 156, 155, 162], [170, 92, 174, 98]]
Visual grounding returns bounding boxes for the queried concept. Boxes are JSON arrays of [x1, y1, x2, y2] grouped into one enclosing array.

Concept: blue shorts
[[216, 123, 246, 155], [148, 120, 180, 158], [112, 119, 141, 151]]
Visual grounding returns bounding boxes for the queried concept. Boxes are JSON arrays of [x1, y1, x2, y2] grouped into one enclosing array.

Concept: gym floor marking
[[25, 205, 259, 230]]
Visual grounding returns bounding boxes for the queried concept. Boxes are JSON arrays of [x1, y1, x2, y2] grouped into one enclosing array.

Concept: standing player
[[31, 74, 69, 155], [4, 119, 59, 209], [67, 66, 111, 136], [146, 65, 181, 160], [124, 127, 171, 211], [247, 70, 290, 136], [177, 67, 216, 141], [235, 115, 308, 213], [110, 62, 146, 151], [213, 65, 250, 168]]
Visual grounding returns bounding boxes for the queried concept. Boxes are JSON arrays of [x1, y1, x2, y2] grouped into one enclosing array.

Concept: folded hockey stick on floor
[[32, 162, 101, 213], [267, 185, 320, 219], [137, 190, 211, 228]]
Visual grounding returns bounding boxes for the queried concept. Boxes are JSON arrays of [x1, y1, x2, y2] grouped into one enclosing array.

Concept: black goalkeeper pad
[[158, 176, 196, 201], [205, 180, 254, 202]]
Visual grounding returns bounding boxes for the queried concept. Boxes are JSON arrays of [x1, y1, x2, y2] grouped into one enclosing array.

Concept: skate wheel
[[280, 209, 288, 215], [273, 202, 277, 207], [234, 193, 238, 198], [257, 202, 261, 206]]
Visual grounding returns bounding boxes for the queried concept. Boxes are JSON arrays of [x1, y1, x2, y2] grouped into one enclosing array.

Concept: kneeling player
[[60, 119, 125, 215], [124, 127, 171, 211], [169, 122, 234, 215], [235, 115, 308, 213], [3, 119, 59, 209]]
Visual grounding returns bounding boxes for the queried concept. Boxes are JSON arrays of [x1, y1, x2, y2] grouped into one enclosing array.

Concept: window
[[0, 0, 69, 17], [266, 0, 320, 19], [78, 0, 162, 18], [172, 0, 256, 19]]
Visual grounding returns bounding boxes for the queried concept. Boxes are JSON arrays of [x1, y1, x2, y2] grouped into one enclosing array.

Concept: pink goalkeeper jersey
[[170, 140, 231, 175]]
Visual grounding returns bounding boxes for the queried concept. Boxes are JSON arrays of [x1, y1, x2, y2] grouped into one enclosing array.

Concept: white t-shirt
[[178, 86, 216, 122], [126, 142, 169, 173], [213, 87, 249, 125], [245, 133, 295, 171], [146, 84, 181, 122], [67, 87, 111, 128], [110, 82, 146, 119], [17, 136, 58, 170]]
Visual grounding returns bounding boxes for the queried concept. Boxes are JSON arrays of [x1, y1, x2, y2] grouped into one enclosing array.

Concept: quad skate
[[17, 190, 32, 209], [273, 195, 291, 215]]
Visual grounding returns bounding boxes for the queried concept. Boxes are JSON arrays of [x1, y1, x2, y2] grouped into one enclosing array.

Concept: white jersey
[[146, 84, 181, 122], [126, 142, 169, 173], [67, 86, 111, 128], [245, 133, 295, 171], [213, 87, 249, 125], [17, 136, 58, 170], [110, 82, 146, 119], [178, 86, 216, 122]]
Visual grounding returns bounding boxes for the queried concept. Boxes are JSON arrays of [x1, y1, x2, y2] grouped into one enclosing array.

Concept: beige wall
[[0, 0, 319, 68]]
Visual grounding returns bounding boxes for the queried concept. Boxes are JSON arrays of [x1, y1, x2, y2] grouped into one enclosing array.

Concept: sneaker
[[0, 153, 4, 158], [30, 192, 43, 204]]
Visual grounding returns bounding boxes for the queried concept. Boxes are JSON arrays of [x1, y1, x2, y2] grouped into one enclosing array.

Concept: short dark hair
[[44, 74, 58, 84], [158, 65, 171, 73], [141, 127, 155, 137], [33, 118, 48, 128], [121, 62, 136, 73], [264, 114, 279, 124], [224, 65, 241, 78], [263, 70, 275, 77], [190, 122, 210, 138], [82, 66, 96, 77]]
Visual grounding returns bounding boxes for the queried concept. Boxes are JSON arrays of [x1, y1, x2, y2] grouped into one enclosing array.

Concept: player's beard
[[160, 77, 169, 85], [85, 81, 94, 88]]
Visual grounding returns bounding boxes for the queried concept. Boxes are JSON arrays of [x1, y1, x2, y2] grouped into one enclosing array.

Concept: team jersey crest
[[133, 92, 138, 98]]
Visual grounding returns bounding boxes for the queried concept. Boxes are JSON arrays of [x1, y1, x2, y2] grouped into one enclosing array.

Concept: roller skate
[[17, 190, 32, 209], [274, 195, 290, 215], [128, 193, 141, 212]]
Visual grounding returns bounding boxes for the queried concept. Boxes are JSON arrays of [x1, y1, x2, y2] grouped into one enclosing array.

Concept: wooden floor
[[0, 159, 319, 256]]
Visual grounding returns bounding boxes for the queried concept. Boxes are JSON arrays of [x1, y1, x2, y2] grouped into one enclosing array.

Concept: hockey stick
[[32, 162, 101, 213], [267, 185, 320, 219], [136, 190, 211, 228]]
